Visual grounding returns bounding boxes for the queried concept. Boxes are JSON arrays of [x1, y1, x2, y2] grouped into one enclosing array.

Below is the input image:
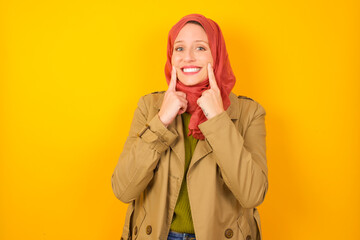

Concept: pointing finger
[[208, 63, 219, 90], [168, 66, 177, 91]]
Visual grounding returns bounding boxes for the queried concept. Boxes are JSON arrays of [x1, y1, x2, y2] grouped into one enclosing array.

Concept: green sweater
[[170, 112, 198, 233]]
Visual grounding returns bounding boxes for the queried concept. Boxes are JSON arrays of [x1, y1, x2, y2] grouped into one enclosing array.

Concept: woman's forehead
[[174, 24, 209, 43]]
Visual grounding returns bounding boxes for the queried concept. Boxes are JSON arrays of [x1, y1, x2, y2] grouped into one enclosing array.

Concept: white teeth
[[183, 68, 201, 73]]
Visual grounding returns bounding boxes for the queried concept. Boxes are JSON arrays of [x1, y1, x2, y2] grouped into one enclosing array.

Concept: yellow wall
[[1, 0, 359, 239]]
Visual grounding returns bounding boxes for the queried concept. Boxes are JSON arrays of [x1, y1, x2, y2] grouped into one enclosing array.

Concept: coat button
[[146, 225, 152, 235], [134, 226, 138, 235], [246, 235, 252, 240], [224, 228, 233, 238]]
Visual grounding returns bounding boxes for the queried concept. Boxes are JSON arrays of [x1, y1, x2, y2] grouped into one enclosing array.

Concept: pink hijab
[[164, 14, 236, 140]]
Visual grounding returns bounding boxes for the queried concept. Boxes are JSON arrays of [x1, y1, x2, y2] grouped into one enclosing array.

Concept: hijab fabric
[[164, 14, 236, 140]]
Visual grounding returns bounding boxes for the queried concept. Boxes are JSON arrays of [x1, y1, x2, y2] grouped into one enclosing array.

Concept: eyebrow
[[174, 40, 209, 44]]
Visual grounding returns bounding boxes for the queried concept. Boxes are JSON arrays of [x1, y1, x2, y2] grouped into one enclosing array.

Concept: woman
[[111, 13, 268, 240]]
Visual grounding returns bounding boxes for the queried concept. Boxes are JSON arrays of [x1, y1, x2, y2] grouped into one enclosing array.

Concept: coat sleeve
[[198, 100, 268, 209], [111, 95, 178, 203]]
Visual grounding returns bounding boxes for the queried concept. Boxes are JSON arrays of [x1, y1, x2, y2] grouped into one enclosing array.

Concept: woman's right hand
[[158, 66, 188, 127]]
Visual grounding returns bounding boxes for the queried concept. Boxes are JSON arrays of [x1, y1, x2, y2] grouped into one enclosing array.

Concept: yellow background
[[1, 0, 359, 239]]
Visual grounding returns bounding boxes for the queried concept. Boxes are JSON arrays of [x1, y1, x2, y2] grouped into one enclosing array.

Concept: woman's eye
[[175, 46, 205, 51]]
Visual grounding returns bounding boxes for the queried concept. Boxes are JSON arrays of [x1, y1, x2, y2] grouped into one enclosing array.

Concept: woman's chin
[[178, 78, 206, 86]]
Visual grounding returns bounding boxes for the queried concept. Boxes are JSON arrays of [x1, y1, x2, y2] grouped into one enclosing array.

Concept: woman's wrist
[[158, 113, 169, 128]]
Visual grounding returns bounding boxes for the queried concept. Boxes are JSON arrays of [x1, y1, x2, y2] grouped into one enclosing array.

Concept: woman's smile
[[181, 66, 202, 75]]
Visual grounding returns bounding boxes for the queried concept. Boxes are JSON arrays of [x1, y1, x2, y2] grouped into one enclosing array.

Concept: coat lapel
[[169, 114, 185, 166], [189, 92, 239, 169]]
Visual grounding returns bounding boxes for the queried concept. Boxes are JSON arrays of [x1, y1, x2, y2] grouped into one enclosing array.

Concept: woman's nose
[[184, 49, 195, 62]]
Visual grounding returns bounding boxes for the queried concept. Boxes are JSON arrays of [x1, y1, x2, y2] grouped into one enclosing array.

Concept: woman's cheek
[[172, 55, 180, 64]]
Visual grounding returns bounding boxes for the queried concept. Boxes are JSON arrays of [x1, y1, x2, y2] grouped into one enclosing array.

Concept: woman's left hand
[[197, 63, 225, 119]]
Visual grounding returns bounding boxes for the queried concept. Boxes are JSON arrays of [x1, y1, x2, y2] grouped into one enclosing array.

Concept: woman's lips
[[181, 67, 202, 75]]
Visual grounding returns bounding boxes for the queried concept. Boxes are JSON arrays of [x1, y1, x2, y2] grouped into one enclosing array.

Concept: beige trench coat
[[111, 91, 268, 240]]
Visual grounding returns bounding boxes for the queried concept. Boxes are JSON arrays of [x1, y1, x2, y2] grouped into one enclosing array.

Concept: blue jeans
[[167, 230, 196, 240]]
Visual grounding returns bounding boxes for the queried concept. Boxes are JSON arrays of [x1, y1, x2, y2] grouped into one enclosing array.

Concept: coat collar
[[152, 91, 239, 171], [153, 91, 239, 120]]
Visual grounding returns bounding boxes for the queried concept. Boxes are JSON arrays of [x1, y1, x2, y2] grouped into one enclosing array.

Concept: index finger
[[208, 63, 219, 90], [168, 66, 177, 91]]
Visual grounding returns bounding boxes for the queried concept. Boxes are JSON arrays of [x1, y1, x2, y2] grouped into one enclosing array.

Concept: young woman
[[111, 13, 268, 240]]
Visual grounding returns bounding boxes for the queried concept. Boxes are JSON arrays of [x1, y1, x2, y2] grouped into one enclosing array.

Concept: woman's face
[[171, 23, 214, 86]]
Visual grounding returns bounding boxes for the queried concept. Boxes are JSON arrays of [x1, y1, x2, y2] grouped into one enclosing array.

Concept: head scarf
[[164, 13, 236, 140]]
